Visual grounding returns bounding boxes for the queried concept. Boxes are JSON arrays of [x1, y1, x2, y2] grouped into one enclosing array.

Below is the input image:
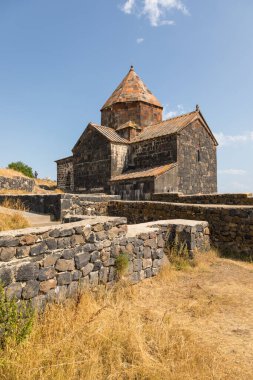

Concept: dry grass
[[0, 168, 28, 178], [0, 213, 30, 231], [1, 198, 27, 211], [0, 253, 251, 379]]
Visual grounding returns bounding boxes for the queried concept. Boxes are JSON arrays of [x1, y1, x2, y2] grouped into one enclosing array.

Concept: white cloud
[[136, 37, 144, 44], [214, 131, 253, 147], [122, 0, 135, 14], [121, 0, 189, 26], [218, 169, 247, 175], [164, 104, 185, 119]]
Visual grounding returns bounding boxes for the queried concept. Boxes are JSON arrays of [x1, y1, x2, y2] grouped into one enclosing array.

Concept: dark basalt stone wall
[[129, 134, 177, 169], [108, 201, 253, 258], [56, 157, 74, 192], [73, 129, 111, 193], [101, 101, 162, 130], [177, 120, 217, 194]]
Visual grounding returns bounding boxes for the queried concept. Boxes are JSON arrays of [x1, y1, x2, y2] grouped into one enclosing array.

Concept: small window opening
[[197, 150, 201, 162]]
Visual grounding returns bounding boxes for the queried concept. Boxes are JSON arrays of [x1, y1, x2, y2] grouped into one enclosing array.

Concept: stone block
[[22, 280, 40, 299], [143, 258, 152, 269], [82, 263, 94, 277], [57, 237, 71, 249], [43, 253, 61, 267], [5, 283, 22, 299], [144, 239, 157, 248], [143, 246, 151, 259], [89, 271, 99, 286], [72, 270, 82, 281], [45, 238, 57, 250], [55, 259, 75, 272], [133, 259, 142, 272], [70, 234, 84, 246], [99, 267, 109, 284], [0, 267, 12, 286], [57, 272, 72, 286], [20, 235, 37, 246], [16, 246, 30, 258], [61, 249, 74, 259], [91, 251, 99, 262], [40, 279, 57, 294], [0, 247, 16, 261], [0, 237, 19, 247], [30, 242, 47, 256], [74, 252, 90, 269], [16, 263, 38, 282], [38, 267, 56, 281]]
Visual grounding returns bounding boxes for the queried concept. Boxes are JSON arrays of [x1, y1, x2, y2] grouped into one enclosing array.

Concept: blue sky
[[0, 0, 252, 192]]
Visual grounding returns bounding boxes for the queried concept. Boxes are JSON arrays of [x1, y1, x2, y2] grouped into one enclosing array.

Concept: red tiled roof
[[101, 66, 162, 110], [131, 111, 198, 142], [110, 163, 177, 182], [130, 110, 218, 145]]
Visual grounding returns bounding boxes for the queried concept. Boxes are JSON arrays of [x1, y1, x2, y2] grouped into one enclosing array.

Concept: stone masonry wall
[[56, 156, 74, 192], [0, 176, 35, 192], [0, 216, 165, 308], [108, 201, 253, 258], [177, 120, 217, 194], [152, 192, 253, 205]]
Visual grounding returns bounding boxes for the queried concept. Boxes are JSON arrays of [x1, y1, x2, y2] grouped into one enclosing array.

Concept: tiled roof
[[101, 66, 162, 110], [91, 124, 129, 144], [131, 111, 198, 143], [110, 163, 177, 182]]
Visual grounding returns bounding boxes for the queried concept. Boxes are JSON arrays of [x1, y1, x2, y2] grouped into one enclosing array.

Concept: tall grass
[[0, 213, 30, 231], [0, 273, 238, 380]]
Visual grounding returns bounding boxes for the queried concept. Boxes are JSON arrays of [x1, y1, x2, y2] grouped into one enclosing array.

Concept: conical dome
[[101, 66, 162, 110]]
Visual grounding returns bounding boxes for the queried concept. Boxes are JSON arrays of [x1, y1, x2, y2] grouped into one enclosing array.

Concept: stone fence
[[0, 176, 35, 193], [108, 201, 253, 258], [152, 192, 253, 205], [0, 194, 119, 221], [0, 215, 210, 308]]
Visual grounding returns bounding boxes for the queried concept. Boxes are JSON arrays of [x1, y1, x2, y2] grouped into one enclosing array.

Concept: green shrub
[[0, 284, 34, 348], [8, 161, 34, 178], [115, 252, 129, 278]]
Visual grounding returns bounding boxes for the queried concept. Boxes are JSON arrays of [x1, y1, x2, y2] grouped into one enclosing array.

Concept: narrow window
[[197, 150, 201, 162]]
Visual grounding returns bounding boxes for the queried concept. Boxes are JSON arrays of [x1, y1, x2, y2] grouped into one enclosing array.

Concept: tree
[[8, 162, 34, 178]]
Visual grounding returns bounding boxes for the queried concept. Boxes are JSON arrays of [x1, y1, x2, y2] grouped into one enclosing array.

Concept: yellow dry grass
[[0, 168, 28, 178], [1, 198, 27, 211], [1, 252, 252, 379], [0, 212, 30, 231]]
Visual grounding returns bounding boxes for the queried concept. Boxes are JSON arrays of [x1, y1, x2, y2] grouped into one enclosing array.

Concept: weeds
[[165, 233, 195, 270], [1, 198, 27, 211], [0, 284, 34, 349], [115, 251, 129, 278]]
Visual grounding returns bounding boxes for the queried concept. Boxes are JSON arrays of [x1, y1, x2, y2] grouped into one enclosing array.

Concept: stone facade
[[56, 67, 218, 198], [0, 176, 35, 192], [108, 201, 253, 258], [56, 156, 73, 192]]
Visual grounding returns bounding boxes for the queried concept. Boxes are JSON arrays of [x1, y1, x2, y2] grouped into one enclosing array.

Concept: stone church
[[56, 66, 218, 199]]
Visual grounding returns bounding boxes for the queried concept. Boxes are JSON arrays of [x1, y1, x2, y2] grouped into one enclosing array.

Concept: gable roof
[[130, 110, 218, 145], [101, 66, 162, 110], [72, 123, 129, 152], [110, 163, 177, 182]]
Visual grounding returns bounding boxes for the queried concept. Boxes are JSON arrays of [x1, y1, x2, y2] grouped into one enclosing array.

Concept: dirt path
[[134, 255, 253, 378]]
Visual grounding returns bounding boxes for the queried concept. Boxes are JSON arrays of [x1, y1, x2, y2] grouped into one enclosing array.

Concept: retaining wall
[[152, 192, 253, 205], [0, 176, 35, 192], [108, 201, 253, 258], [0, 216, 163, 308]]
